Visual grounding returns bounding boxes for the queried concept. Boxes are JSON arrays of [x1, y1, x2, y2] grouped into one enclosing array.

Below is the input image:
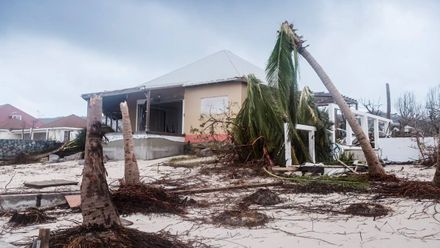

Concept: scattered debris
[[375, 180, 440, 200], [212, 208, 269, 227], [112, 184, 185, 215], [8, 208, 55, 227], [242, 188, 282, 206], [344, 203, 390, 217], [49, 225, 193, 248]]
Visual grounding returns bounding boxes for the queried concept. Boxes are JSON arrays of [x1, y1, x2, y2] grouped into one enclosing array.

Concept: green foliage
[[232, 24, 332, 165]]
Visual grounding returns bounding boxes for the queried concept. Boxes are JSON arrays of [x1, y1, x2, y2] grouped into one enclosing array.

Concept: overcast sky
[[0, 0, 439, 117]]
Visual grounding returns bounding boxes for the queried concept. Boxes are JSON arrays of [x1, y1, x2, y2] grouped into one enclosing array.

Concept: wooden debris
[[64, 195, 81, 209], [24, 180, 78, 189]]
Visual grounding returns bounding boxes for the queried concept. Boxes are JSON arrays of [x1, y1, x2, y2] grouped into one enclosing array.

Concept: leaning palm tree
[[282, 21, 386, 177], [120, 101, 140, 185]]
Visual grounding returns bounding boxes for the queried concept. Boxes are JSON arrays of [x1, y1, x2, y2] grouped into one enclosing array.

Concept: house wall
[[183, 81, 247, 140], [379, 137, 436, 162]]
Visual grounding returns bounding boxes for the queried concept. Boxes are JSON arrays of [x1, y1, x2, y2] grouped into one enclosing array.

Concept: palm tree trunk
[[81, 96, 121, 227], [298, 48, 386, 177], [120, 101, 140, 185], [433, 137, 440, 187]]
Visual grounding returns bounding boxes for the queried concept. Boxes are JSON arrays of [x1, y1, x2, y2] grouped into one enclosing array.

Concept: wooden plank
[[24, 179, 78, 189], [64, 194, 81, 209]]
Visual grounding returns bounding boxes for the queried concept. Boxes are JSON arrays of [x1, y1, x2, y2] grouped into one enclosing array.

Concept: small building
[[0, 104, 85, 142], [82, 50, 265, 160]]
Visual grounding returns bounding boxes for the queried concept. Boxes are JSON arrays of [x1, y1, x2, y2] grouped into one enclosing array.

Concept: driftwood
[[171, 182, 283, 195]]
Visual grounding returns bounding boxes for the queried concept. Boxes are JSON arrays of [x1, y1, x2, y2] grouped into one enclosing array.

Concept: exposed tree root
[[344, 203, 390, 217], [374, 180, 440, 200], [241, 188, 282, 206], [8, 208, 55, 227], [211, 207, 269, 227], [50, 225, 193, 248], [112, 184, 188, 215]]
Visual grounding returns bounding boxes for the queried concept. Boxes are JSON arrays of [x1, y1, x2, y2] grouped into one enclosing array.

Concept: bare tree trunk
[[120, 101, 140, 185], [433, 136, 440, 187], [81, 96, 120, 228], [386, 83, 391, 120], [298, 48, 386, 177]]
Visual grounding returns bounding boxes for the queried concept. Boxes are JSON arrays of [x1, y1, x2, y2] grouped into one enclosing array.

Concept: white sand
[[0, 159, 439, 247]]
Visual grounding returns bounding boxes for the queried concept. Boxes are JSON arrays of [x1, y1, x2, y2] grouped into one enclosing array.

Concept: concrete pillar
[[328, 104, 336, 144], [374, 119, 379, 148], [346, 120, 353, 145], [308, 131, 316, 163], [361, 114, 369, 140]]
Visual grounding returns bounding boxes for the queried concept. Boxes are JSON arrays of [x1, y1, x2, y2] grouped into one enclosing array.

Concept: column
[[145, 90, 151, 132], [346, 120, 353, 145], [328, 104, 336, 144], [308, 131, 316, 163], [361, 114, 369, 140], [284, 123, 292, 167], [374, 119, 379, 148]]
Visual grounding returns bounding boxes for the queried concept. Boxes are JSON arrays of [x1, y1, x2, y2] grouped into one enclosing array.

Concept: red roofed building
[[0, 104, 85, 142], [0, 104, 40, 130]]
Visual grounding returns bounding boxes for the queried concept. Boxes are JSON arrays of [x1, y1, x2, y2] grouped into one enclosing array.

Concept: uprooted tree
[[233, 19, 333, 165], [120, 101, 140, 185]]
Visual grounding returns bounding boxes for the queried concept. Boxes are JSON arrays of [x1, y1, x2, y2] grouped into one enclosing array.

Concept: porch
[[83, 86, 186, 160]]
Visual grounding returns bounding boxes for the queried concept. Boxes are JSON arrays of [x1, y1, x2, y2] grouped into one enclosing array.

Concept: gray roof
[[82, 50, 265, 99], [140, 50, 266, 88]]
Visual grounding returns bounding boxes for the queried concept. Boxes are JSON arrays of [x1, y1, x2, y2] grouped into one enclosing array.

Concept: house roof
[[40, 114, 86, 129], [82, 50, 265, 99], [0, 104, 39, 129], [140, 50, 266, 88]]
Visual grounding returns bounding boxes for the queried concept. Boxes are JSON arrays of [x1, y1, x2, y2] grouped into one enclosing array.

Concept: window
[[201, 96, 229, 115], [10, 113, 22, 120]]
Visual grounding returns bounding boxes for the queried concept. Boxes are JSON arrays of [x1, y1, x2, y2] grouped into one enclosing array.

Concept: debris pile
[[242, 188, 282, 206], [376, 180, 440, 200], [8, 208, 55, 227], [50, 225, 192, 248], [212, 207, 269, 227], [112, 184, 185, 215], [344, 203, 389, 217]]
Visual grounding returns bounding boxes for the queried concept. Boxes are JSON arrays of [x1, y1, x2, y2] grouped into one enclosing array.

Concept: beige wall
[[183, 81, 247, 135]]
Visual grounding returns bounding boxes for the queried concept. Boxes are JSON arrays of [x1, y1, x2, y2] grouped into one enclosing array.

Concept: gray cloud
[[0, 0, 439, 116]]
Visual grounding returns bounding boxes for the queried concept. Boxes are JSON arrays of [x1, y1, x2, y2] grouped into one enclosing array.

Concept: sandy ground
[[0, 158, 439, 247]]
